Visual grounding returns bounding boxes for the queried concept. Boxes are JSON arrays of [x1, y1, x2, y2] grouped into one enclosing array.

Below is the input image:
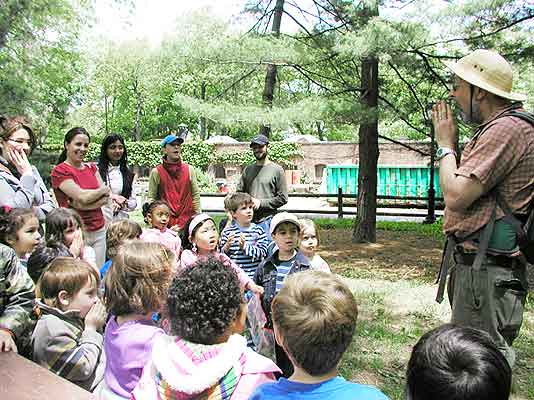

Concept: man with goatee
[[237, 134, 288, 238]]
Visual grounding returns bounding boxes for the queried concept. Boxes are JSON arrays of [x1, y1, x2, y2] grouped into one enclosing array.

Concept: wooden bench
[[0, 351, 95, 400]]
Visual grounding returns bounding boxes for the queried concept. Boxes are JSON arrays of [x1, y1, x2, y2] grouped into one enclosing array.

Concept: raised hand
[[432, 101, 458, 149], [9, 148, 32, 176], [84, 300, 107, 331], [0, 330, 17, 353], [223, 233, 236, 253], [69, 229, 84, 258], [238, 233, 246, 249], [247, 282, 264, 295]]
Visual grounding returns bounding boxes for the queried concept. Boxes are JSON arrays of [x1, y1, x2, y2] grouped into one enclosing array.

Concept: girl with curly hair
[[97, 241, 174, 400], [132, 256, 280, 400]]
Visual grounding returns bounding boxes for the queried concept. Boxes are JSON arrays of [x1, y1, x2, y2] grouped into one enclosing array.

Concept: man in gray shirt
[[237, 134, 288, 238]]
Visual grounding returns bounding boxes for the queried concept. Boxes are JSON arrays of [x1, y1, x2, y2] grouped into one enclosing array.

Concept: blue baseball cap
[[161, 133, 186, 148], [250, 134, 269, 147]]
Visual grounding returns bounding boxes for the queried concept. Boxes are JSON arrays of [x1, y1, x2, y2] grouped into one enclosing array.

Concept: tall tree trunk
[[200, 81, 207, 139], [353, 55, 379, 243], [317, 121, 324, 141], [104, 92, 109, 134], [259, 0, 285, 138], [132, 79, 142, 141]]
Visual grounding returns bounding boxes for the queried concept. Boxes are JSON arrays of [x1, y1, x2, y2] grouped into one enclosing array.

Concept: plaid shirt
[[444, 106, 534, 238]]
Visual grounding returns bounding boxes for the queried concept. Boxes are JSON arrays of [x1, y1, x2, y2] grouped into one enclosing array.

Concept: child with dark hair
[[132, 256, 280, 400], [140, 200, 181, 259], [180, 213, 263, 294], [219, 192, 269, 279], [98, 241, 174, 399], [0, 243, 35, 353], [253, 212, 310, 376], [406, 324, 511, 400], [251, 271, 387, 400], [32, 257, 106, 391], [0, 207, 41, 261], [27, 241, 72, 283], [46, 208, 97, 269]]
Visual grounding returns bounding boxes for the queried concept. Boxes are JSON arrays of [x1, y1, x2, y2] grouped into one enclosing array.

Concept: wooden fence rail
[[200, 188, 444, 221]]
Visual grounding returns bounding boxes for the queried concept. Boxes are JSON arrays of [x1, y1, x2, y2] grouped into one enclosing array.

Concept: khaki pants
[[448, 255, 528, 367]]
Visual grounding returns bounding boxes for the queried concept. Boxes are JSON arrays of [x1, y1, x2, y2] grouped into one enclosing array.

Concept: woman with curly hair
[[132, 256, 280, 400], [97, 133, 137, 222], [0, 116, 54, 222]]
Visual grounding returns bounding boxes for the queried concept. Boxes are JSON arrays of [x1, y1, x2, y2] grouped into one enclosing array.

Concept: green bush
[[194, 167, 218, 193], [41, 140, 215, 170], [216, 142, 302, 168], [40, 140, 301, 170]]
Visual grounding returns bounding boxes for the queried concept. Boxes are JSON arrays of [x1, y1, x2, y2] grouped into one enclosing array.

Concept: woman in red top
[[51, 127, 110, 267]]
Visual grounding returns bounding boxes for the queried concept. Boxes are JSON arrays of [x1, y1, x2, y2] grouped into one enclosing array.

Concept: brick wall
[[212, 141, 431, 184]]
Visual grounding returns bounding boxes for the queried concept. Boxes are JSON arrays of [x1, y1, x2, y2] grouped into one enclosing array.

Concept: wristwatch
[[436, 147, 456, 161]]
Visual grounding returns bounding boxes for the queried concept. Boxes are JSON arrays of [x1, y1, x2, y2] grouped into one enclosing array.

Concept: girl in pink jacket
[[140, 201, 181, 260], [132, 256, 280, 400], [179, 213, 262, 294]]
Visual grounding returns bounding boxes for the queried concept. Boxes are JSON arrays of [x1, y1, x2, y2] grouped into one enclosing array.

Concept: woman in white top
[[98, 133, 137, 221]]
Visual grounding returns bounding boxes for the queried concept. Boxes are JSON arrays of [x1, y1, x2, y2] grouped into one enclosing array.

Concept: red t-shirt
[[51, 162, 105, 232]]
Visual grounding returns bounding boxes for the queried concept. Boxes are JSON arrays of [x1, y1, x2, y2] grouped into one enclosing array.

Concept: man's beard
[[459, 100, 483, 125], [254, 152, 267, 161]]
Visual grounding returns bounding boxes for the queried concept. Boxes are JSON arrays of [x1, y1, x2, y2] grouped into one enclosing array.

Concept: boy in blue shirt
[[250, 270, 388, 400], [220, 192, 269, 278]]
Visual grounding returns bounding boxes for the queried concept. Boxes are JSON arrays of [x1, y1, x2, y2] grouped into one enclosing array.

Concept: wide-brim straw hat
[[443, 49, 527, 102]]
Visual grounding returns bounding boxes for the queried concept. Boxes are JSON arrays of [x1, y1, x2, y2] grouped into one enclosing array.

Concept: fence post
[[337, 187, 343, 219]]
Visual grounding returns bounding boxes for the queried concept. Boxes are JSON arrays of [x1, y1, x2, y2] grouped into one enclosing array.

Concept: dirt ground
[[320, 229, 443, 281], [320, 227, 534, 287]]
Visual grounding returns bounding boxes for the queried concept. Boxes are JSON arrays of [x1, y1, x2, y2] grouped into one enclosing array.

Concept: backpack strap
[[435, 235, 456, 303], [502, 110, 534, 125]]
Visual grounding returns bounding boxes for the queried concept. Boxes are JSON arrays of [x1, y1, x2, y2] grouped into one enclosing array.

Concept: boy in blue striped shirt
[[220, 192, 269, 279]]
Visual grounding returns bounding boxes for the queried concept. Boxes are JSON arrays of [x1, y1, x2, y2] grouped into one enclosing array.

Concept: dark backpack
[[496, 110, 534, 264]]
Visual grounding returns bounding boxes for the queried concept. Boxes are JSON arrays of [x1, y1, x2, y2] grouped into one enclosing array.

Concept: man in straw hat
[[432, 49, 534, 367]]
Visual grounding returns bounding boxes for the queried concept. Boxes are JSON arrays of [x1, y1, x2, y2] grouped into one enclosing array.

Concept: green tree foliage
[[0, 0, 86, 140]]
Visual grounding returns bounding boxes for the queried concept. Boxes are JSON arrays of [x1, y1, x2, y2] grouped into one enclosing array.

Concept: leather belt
[[454, 252, 513, 268]]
